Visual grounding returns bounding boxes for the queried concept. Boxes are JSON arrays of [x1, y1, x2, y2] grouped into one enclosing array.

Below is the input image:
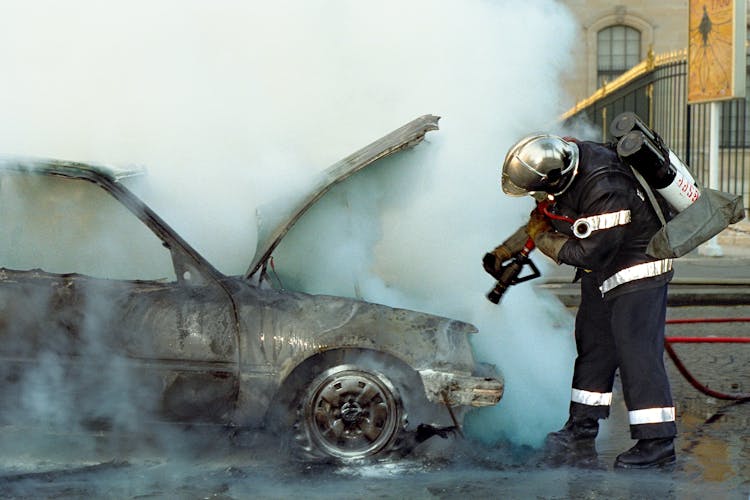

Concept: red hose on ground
[[667, 337, 750, 343], [665, 318, 750, 401], [667, 317, 750, 324]]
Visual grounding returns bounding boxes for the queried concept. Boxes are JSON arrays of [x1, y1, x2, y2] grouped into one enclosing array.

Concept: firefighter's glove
[[483, 225, 527, 276], [534, 231, 569, 263], [482, 252, 503, 277], [526, 209, 552, 240]]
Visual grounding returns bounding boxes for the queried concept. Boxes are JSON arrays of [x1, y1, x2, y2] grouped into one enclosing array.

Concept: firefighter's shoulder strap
[[629, 166, 745, 259], [629, 167, 668, 227]]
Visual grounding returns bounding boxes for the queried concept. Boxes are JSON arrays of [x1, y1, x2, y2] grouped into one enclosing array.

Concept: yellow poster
[[688, 0, 745, 103]]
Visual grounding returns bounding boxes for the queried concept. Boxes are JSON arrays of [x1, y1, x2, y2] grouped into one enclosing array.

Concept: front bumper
[[419, 368, 504, 407]]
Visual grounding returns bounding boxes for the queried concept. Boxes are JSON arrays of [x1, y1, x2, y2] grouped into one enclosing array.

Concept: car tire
[[295, 363, 405, 461], [268, 349, 442, 462]]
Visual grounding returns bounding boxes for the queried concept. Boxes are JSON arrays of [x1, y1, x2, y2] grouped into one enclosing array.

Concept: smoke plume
[[0, 0, 579, 448]]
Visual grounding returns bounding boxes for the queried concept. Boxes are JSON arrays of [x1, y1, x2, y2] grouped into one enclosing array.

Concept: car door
[[0, 170, 238, 426]]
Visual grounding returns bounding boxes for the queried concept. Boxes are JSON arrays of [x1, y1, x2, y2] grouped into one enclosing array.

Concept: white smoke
[[0, 0, 579, 448]]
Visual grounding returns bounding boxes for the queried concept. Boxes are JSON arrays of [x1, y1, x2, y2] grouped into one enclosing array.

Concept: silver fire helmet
[[501, 134, 580, 196]]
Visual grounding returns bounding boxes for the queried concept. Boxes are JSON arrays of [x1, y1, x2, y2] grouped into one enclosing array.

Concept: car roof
[[0, 154, 145, 183]]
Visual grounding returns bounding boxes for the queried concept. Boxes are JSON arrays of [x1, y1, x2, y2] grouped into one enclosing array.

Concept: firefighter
[[489, 134, 677, 469]]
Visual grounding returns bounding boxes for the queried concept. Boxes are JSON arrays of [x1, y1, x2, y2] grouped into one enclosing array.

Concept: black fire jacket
[[548, 140, 673, 298]]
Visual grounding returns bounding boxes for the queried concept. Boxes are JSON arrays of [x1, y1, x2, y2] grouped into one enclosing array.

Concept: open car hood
[[245, 114, 440, 279]]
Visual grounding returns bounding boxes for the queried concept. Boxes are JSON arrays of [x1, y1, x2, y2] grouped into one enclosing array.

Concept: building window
[[597, 25, 641, 87]]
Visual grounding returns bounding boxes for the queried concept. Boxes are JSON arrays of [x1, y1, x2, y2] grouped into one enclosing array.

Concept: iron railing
[[562, 49, 749, 212]]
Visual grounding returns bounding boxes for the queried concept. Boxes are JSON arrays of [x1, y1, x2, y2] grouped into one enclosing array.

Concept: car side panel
[[0, 269, 239, 424], [230, 284, 479, 424]]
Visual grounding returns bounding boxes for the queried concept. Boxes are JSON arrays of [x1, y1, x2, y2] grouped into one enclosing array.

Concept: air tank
[[610, 112, 700, 212]]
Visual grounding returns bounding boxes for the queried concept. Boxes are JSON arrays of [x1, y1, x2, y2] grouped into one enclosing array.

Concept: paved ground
[[2, 381, 748, 499]]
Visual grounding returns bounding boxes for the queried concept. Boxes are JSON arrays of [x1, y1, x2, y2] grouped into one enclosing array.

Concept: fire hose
[[665, 318, 750, 401], [486, 200, 572, 304]]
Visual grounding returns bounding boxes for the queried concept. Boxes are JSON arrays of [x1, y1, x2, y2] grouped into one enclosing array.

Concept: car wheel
[[297, 364, 404, 460]]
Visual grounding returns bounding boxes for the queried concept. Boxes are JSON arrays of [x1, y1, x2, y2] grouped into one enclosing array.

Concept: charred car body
[[0, 115, 503, 460]]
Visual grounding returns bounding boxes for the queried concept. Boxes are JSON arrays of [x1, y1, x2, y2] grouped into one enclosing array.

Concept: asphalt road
[[1, 304, 747, 499]]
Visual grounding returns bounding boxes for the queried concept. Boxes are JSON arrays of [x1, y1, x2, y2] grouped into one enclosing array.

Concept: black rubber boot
[[543, 418, 599, 467], [614, 438, 676, 469]]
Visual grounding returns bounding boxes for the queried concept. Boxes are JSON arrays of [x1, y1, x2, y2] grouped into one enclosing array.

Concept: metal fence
[[562, 50, 749, 212]]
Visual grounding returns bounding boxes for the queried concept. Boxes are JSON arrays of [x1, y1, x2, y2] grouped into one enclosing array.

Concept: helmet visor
[[501, 136, 579, 196], [501, 150, 560, 196], [501, 164, 544, 196]]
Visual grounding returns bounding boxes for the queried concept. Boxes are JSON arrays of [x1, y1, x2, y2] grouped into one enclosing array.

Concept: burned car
[[0, 115, 503, 460]]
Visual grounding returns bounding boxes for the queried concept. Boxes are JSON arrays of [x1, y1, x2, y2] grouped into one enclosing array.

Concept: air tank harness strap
[[630, 167, 667, 227]]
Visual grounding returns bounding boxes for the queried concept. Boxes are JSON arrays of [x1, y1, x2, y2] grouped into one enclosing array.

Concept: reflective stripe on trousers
[[571, 388, 612, 406], [628, 407, 676, 425], [599, 259, 673, 294]]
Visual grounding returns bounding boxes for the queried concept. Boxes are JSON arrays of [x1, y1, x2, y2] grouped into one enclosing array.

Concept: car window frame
[[0, 159, 227, 289]]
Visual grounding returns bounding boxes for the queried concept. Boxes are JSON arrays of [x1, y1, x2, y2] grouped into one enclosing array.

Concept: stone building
[[558, 1, 750, 214], [558, 1, 748, 104]]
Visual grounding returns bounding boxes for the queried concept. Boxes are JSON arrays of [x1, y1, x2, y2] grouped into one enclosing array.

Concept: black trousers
[[569, 274, 677, 440]]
